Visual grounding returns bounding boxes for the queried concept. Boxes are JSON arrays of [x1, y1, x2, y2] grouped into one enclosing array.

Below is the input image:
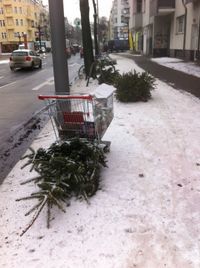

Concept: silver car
[[9, 49, 42, 71]]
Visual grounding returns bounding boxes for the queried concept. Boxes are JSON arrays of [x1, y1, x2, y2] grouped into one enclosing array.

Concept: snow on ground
[[151, 57, 200, 78], [1, 55, 200, 268]]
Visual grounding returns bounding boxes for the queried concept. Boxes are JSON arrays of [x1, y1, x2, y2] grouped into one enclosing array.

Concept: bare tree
[[79, 0, 94, 77], [98, 17, 109, 45], [92, 0, 99, 56]]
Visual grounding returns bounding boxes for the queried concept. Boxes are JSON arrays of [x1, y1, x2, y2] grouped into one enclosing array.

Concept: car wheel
[[38, 60, 42, 69], [31, 62, 34, 70], [10, 66, 15, 71]]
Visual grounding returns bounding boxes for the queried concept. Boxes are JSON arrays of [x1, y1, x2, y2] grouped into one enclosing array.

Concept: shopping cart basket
[[38, 94, 114, 147]]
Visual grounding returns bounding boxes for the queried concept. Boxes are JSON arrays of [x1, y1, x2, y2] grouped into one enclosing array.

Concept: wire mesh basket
[[38, 93, 114, 144]]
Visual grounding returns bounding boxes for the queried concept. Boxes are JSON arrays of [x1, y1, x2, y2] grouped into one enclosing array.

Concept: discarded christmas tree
[[17, 138, 107, 236]]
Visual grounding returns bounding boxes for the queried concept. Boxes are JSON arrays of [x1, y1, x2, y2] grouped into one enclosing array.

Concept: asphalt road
[[121, 53, 200, 99], [0, 53, 83, 183]]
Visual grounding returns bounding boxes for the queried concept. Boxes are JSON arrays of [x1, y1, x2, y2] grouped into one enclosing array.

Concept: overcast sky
[[43, 0, 113, 24]]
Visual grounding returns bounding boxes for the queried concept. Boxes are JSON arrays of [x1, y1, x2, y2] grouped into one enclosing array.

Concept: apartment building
[[128, 0, 200, 61], [109, 0, 130, 40], [0, 0, 48, 53]]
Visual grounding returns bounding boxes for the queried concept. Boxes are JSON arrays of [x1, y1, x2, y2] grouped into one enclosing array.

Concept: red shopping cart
[[38, 93, 114, 147]]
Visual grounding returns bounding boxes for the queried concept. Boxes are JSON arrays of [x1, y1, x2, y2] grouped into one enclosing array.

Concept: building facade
[[128, 0, 200, 61], [0, 0, 49, 53], [109, 0, 130, 41]]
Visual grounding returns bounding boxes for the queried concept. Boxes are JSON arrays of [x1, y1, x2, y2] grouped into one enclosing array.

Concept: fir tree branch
[[47, 200, 51, 229], [20, 176, 42, 185], [25, 200, 43, 216], [20, 196, 48, 237], [49, 193, 66, 213], [16, 195, 40, 202]]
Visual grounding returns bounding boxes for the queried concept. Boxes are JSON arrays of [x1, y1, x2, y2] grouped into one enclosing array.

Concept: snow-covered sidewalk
[[1, 55, 200, 268], [151, 57, 200, 78]]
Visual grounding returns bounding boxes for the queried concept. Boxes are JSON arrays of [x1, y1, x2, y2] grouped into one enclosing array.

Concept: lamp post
[[23, 32, 28, 49], [38, 25, 42, 49], [48, 0, 70, 94], [18, 33, 21, 45]]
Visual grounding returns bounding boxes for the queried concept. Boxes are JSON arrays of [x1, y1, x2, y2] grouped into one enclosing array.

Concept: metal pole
[[18, 33, 21, 45], [23, 33, 28, 49], [48, 0, 70, 94], [38, 25, 42, 50]]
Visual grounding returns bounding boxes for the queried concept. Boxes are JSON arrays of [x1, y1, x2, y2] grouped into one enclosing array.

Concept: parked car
[[70, 46, 76, 55], [38, 47, 46, 54], [9, 49, 42, 71], [80, 47, 84, 58], [66, 47, 71, 59], [108, 39, 129, 52], [72, 44, 79, 53]]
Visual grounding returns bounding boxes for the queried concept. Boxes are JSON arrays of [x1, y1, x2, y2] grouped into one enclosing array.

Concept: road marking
[[32, 77, 54, 91], [0, 81, 17, 89], [0, 60, 9, 64]]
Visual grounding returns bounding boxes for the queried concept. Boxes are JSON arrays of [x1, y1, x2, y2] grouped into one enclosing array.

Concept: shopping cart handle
[[38, 95, 93, 100]]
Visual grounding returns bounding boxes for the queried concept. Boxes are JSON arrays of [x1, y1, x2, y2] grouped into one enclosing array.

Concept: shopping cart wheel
[[101, 141, 111, 153]]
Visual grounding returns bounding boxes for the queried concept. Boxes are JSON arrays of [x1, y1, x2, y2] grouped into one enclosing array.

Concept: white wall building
[[109, 0, 130, 40], [128, 0, 200, 61]]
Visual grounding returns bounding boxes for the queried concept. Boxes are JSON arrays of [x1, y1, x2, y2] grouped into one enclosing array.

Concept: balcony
[[150, 0, 175, 16], [3, 0, 12, 5], [157, 0, 175, 15], [185, 0, 200, 3], [6, 24, 14, 30], [132, 13, 143, 29], [4, 12, 13, 17]]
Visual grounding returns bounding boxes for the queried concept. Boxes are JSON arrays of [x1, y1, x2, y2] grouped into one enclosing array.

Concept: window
[[176, 15, 185, 34], [0, 20, 5, 27], [14, 7, 17, 13], [143, 0, 146, 12], [0, 8, 3, 14], [19, 7, 22, 14], [16, 19, 19, 26], [1, 32, 7, 39], [14, 32, 19, 37], [12, 51, 28, 56], [20, 19, 23, 26], [137, 0, 142, 13]]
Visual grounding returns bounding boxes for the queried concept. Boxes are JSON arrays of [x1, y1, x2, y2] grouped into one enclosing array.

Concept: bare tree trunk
[[92, 0, 99, 57], [80, 0, 94, 77]]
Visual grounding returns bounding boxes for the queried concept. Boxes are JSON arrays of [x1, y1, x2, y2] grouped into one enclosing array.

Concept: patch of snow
[[0, 54, 200, 268], [151, 57, 200, 78], [151, 57, 184, 64], [93, 83, 115, 99]]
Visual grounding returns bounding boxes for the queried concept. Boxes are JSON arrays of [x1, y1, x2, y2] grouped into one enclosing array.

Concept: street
[[0, 52, 83, 182]]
